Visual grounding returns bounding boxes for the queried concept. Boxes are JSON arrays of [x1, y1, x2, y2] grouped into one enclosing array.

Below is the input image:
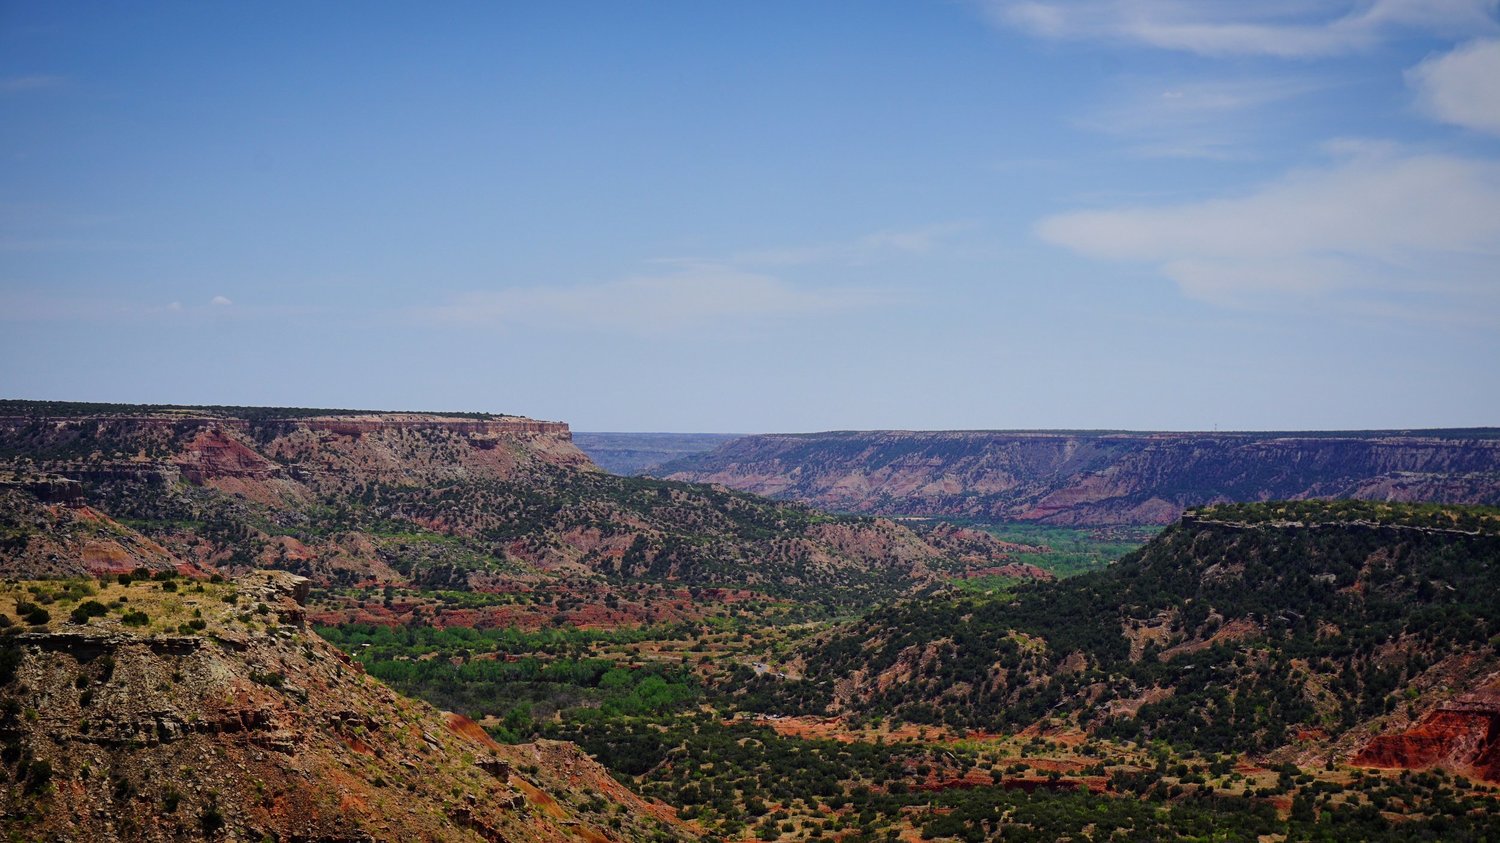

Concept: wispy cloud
[[1035, 144, 1500, 318], [982, 0, 1499, 57], [421, 264, 883, 337], [1408, 39, 1500, 136], [0, 74, 66, 94], [1081, 76, 1323, 159], [0, 294, 297, 323], [727, 222, 975, 267]]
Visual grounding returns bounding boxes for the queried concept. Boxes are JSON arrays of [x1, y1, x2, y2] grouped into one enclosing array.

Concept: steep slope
[[0, 482, 195, 578], [657, 429, 1500, 525], [0, 570, 694, 842], [769, 501, 1500, 781], [0, 402, 1034, 603]]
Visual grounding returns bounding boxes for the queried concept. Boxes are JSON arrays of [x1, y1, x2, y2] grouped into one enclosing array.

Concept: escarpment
[[658, 429, 1500, 525]]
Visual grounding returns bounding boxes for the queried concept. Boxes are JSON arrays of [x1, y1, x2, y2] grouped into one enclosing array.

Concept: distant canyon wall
[[0, 411, 588, 495], [658, 430, 1500, 525]]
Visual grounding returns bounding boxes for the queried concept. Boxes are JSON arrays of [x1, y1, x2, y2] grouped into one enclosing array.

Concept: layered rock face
[[658, 430, 1500, 525], [0, 571, 694, 842], [1355, 687, 1500, 783], [0, 409, 606, 585], [0, 411, 588, 493]]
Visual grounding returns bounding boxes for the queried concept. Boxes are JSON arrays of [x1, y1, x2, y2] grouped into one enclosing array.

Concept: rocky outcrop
[[659, 429, 1500, 525], [1354, 688, 1500, 783], [0, 474, 84, 504], [0, 571, 696, 842], [174, 427, 284, 483]]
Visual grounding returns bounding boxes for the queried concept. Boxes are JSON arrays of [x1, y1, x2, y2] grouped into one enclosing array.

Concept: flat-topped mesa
[[0, 413, 571, 438], [0, 408, 592, 511], [294, 415, 571, 438]]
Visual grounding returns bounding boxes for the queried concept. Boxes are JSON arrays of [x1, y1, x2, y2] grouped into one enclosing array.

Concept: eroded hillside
[[0, 402, 1037, 604], [0, 570, 694, 842], [774, 501, 1500, 783]]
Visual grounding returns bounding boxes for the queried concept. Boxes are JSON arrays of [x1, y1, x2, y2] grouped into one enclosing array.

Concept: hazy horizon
[[3, 2, 1498, 431]]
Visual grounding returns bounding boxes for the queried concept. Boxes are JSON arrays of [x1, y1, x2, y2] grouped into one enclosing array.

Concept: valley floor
[[311, 581, 1500, 842]]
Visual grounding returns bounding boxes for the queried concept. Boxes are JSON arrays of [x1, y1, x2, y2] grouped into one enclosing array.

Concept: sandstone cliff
[[658, 429, 1500, 525]]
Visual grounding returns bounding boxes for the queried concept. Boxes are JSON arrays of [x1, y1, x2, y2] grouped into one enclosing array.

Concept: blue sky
[[2, 1, 1498, 432]]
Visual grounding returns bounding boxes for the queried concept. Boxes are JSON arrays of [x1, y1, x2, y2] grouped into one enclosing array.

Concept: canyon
[[3, 402, 1496, 840]]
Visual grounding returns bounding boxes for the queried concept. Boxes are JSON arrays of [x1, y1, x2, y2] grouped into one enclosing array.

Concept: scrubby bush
[[70, 600, 109, 624]]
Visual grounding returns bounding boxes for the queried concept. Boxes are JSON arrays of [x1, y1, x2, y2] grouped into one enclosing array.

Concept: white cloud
[[211, 295, 233, 306], [423, 265, 880, 336], [1036, 147, 1500, 314], [1408, 39, 1500, 136], [983, 0, 1499, 57]]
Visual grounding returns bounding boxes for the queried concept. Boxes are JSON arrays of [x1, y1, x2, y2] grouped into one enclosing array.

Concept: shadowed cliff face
[[657, 430, 1500, 525]]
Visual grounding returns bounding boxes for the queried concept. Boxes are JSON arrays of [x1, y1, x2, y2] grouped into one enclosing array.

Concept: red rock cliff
[[1353, 690, 1500, 783]]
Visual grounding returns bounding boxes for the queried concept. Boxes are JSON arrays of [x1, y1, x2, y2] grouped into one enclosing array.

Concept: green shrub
[[200, 805, 225, 835], [70, 600, 109, 624], [250, 671, 284, 689]]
